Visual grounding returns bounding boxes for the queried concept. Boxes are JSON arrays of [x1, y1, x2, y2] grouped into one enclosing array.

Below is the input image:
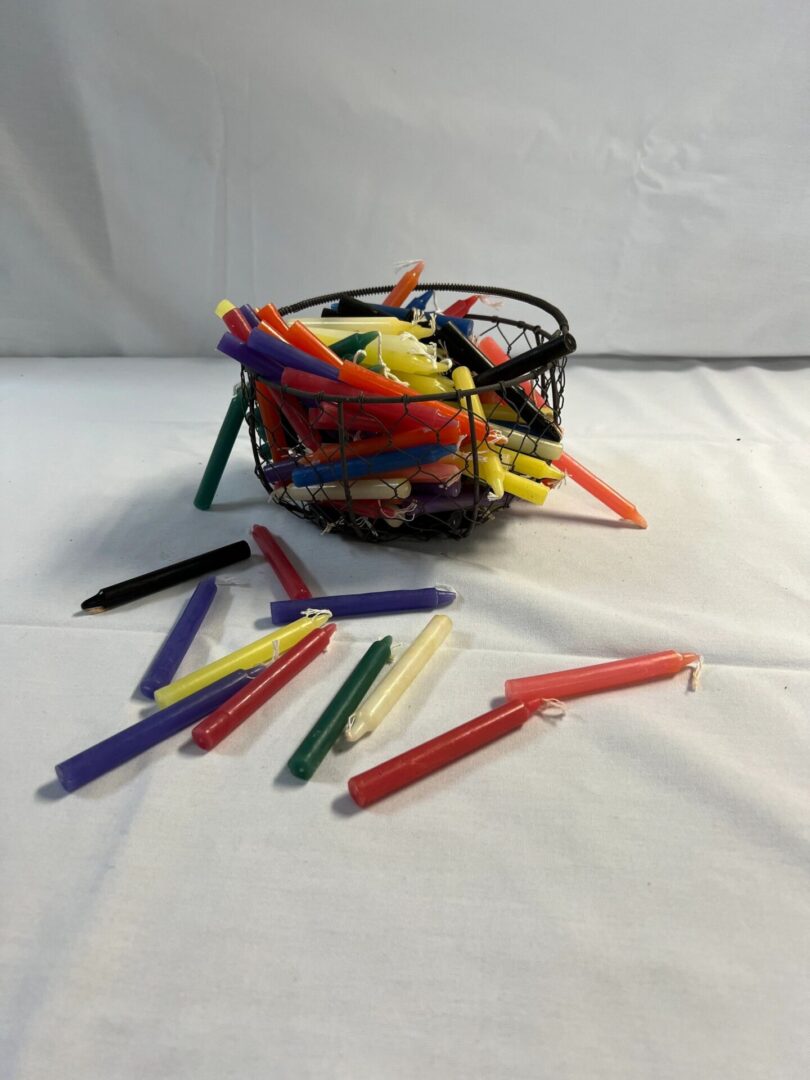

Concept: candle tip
[[626, 509, 647, 528], [215, 299, 235, 318], [682, 652, 700, 666]]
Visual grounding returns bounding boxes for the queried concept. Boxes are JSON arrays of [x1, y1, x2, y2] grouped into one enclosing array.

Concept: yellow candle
[[490, 424, 564, 461], [344, 614, 453, 741], [498, 448, 564, 483], [398, 372, 457, 395], [153, 613, 331, 708], [452, 366, 506, 498], [502, 469, 551, 505], [300, 317, 434, 340]]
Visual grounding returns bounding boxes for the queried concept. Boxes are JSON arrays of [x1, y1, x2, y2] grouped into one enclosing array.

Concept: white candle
[[344, 614, 453, 742]]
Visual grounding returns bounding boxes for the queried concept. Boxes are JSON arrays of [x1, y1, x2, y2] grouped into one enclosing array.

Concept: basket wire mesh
[[243, 283, 571, 542]]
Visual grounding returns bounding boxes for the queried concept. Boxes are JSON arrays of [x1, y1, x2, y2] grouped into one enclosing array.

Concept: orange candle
[[383, 260, 425, 306], [286, 321, 343, 369], [256, 303, 291, 337], [305, 423, 461, 465], [505, 650, 699, 706], [557, 452, 647, 528]]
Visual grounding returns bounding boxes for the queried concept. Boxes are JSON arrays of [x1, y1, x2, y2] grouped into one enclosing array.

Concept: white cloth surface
[[2, 1, 809, 359], [1, 356, 809, 1079]]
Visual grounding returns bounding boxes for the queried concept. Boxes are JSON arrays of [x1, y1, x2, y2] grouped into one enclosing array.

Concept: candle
[[473, 333, 577, 388], [344, 614, 453, 742], [332, 296, 474, 337], [215, 299, 252, 342], [247, 327, 339, 382], [305, 423, 461, 466], [451, 366, 504, 497], [399, 372, 456, 395], [318, 330, 379, 359], [301, 317, 434, 339], [218, 332, 285, 383], [406, 491, 510, 516], [478, 334, 547, 408], [286, 321, 345, 368], [490, 424, 563, 461], [253, 382, 288, 462], [282, 478, 412, 502], [347, 701, 532, 807], [500, 468, 551, 505], [291, 443, 453, 488], [405, 289, 434, 311], [191, 624, 336, 750], [270, 587, 456, 625], [287, 636, 393, 780], [256, 302, 291, 336], [139, 577, 218, 698], [261, 458, 298, 487], [438, 323, 560, 441], [80, 541, 251, 613], [239, 304, 260, 328], [251, 525, 312, 599], [557, 452, 647, 528], [193, 387, 245, 510], [504, 650, 700, 705], [498, 448, 564, 483], [443, 295, 481, 317], [152, 612, 331, 708], [55, 668, 258, 792], [383, 260, 425, 306]]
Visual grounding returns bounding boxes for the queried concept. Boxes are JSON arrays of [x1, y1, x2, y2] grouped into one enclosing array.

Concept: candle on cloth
[[80, 541, 250, 613], [55, 669, 258, 792], [557, 452, 647, 528], [287, 636, 393, 780], [270, 586, 456, 625], [193, 388, 245, 510], [504, 650, 700, 705], [153, 613, 331, 708], [139, 577, 218, 698], [344, 614, 453, 742], [347, 701, 532, 807], [251, 525, 312, 600], [192, 624, 336, 750]]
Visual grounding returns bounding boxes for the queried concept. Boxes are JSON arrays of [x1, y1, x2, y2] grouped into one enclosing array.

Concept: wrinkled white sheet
[[2, 1, 809, 359], [1, 356, 808, 1079]]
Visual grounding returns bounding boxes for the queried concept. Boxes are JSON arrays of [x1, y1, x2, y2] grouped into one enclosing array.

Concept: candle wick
[[688, 656, 704, 691], [536, 698, 567, 722]]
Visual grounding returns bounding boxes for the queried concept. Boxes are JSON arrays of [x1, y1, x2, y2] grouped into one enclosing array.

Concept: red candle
[[192, 624, 336, 750], [215, 300, 252, 342], [251, 525, 312, 600], [305, 422, 461, 465], [557, 452, 647, 529], [347, 701, 532, 808], [505, 650, 698, 706]]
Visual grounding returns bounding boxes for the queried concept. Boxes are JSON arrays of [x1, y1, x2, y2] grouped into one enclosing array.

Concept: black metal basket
[[243, 283, 572, 542]]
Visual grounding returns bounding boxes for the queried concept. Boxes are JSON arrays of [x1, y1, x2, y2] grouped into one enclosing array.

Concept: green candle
[[327, 331, 379, 359], [193, 387, 245, 511], [287, 636, 393, 781]]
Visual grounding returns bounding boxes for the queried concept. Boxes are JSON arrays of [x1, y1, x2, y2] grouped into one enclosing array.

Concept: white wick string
[[537, 698, 567, 721], [688, 656, 704, 691], [394, 258, 423, 271], [300, 608, 333, 619]]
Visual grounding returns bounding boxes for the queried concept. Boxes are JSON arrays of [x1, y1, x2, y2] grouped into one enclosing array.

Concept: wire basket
[[243, 283, 573, 542]]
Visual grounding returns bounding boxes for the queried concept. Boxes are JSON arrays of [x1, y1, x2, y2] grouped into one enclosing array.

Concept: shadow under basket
[[243, 282, 573, 542]]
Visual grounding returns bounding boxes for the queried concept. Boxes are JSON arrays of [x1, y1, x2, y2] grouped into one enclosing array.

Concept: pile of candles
[[57, 528, 699, 806], [194, 264, 648, 537]]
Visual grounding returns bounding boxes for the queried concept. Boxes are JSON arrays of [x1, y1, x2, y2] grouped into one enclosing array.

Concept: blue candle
[[291, 443, 452, 488], [239, 304, 260, 327], [246, 328, 339, 382], [55, 669, 257, 792], [139, 577, 218, 698], [270, 586, 456, 625], [405, 289, 434, 311], [217, 332, 285, 382]]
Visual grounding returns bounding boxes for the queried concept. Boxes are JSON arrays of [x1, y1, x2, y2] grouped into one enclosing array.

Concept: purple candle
[[246, 328, 339, 382], [270, 586, 456, 624], [217, 332, 285, 382], [139, 577, 218, 698]]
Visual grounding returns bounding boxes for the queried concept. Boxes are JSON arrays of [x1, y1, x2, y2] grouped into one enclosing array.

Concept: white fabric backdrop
[[2, 355, 809, 1079], [2, 0, 809, 359]]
